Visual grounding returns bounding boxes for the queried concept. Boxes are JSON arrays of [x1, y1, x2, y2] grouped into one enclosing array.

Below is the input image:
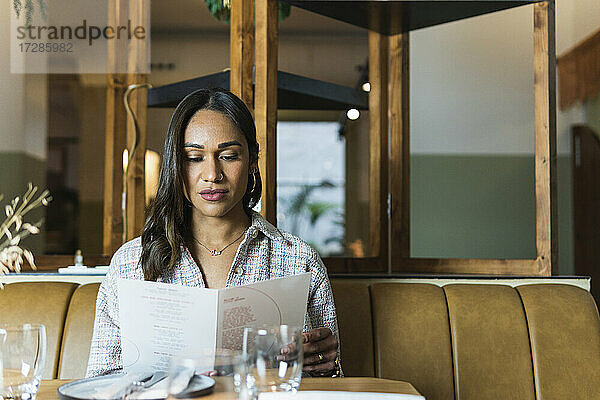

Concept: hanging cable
[[122, 83, 153, 243]]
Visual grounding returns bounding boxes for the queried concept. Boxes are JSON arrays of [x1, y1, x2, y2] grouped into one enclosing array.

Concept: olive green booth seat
[[331, 281, 600, 400], [0, 282, 78, 379], [2, 279, 599, 400], [57, 283, 101, 379]]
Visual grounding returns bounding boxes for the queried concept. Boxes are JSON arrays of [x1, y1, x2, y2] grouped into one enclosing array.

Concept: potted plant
[[0, 183, 51, 283]]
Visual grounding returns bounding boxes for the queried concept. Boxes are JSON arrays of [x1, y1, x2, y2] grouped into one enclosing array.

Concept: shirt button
[[234, 267, 244, 276]]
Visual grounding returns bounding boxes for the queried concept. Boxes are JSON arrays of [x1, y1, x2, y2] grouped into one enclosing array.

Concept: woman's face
[[182, 109, 253, 219]]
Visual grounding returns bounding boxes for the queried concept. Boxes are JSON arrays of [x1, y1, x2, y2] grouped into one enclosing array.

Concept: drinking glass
[[0, 324, 46, 400], [237, 325, 303, 399]]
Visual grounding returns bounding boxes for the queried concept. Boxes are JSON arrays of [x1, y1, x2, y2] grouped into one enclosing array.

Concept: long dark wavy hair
[[140, 88, 262, 281]]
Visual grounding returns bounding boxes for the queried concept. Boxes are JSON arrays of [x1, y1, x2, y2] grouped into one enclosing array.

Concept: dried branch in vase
[[0, 183, 52, 282]]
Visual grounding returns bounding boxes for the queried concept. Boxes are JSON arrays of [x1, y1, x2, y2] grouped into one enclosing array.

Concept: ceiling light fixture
[[347, 109, 360, 120]]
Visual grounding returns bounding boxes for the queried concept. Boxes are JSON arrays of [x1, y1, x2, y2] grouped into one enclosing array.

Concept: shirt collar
[[248, 211, 285, 242]]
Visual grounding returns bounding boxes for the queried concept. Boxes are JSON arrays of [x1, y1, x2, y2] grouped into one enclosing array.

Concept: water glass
[[0, 324, 46, 400], [237, 325, 303, 399]]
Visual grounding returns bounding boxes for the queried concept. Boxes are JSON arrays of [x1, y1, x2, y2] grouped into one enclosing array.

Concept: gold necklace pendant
[[193, 229, 247, 257]]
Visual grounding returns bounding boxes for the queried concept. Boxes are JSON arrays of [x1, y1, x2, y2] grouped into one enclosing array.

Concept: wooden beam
[[393, 258, 541, 276], [103, 0, 148, 253], [368, 31, 389, 264], [230, 0, 254, 109], [389, 32, 410, 269], [255, 0, 278, 224], [103, 75, 127, 255], [124, 0, 149, 241], [124, 74, 148, 241], [325, 257, 541, 276], [323, 257, 388, 274], [534, 1, 557, 276], [103, 75, 148, 252]]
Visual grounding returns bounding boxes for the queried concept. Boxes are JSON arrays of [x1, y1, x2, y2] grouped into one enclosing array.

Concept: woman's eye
[[220, 154, 239, 161], [185, 156, 203, 162]]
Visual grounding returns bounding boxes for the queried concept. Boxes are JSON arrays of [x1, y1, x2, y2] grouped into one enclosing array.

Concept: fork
[[121, 371, 168, 399]]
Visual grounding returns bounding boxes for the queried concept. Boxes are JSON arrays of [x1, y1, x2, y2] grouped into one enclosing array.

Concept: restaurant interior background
[[1, 0, 599, 289]]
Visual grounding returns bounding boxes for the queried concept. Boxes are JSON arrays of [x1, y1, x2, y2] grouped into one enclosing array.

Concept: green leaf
[[306, 202, 337, 226], [36, 0, 47, 21], [278, 1, 291, 21], [203, 0, 291, 24], [25, 0, 33, 28], [203, 0, 231, 23], [13, 0, 22, 18]]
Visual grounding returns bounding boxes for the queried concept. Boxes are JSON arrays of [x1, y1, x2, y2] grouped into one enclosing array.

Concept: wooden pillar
[[368, 31, 389, 262], [103, 75, 126, 254], [255, 0, 278, 224], [389, 32, 410, 269], [533, 0, 557, 275], [103, 78, 148, 255], [103, 0, 148, 254], [124, 76, 147, 242], [230, 0, 254, 109]]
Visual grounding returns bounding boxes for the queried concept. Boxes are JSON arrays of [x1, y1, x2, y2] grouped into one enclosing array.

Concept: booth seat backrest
[[329, 280, 375, 377], [58, 283, 101, 379], [0, 282, 79, 379], [3, 279, 600, 400], [366, 283, 600, 400]]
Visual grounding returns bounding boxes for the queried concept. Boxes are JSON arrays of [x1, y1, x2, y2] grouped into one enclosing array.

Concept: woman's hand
[[302, 327, 338, 376]]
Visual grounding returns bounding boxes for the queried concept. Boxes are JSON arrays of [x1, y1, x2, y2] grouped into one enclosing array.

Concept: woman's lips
[[199, 189, 227, 201]]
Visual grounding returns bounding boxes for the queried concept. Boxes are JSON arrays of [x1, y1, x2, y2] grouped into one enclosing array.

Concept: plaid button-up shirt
[[86, 211, 341, 377]]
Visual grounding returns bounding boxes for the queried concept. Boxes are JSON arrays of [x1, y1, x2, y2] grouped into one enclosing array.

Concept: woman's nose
[[201, 157, 223, 183]]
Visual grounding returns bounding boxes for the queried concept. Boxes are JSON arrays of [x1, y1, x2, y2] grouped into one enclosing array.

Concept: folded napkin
[[259, 391, 425, 400]]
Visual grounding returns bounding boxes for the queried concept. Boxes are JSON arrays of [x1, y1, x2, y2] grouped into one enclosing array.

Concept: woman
[[86, 88, 341, 378]]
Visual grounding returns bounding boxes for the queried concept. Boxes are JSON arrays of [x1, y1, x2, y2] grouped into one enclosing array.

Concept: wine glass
[[237, 325, 303, 399], [0, 324, 46, 400]]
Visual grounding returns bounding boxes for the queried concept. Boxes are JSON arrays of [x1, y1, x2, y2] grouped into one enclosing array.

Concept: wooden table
[[40, 377, 422, 399]]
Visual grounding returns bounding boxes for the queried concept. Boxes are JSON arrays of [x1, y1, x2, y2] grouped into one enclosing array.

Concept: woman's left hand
[[302, 327, 338, 375]]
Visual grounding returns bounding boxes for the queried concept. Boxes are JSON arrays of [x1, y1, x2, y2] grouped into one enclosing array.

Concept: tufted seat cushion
[[370, 283, 455, 400], [330, 280, 375, 377], [0, 282, 78, 379], [58, 283, 101, 379], [362, 283, 600, 400], [517, 284, 600, 400]]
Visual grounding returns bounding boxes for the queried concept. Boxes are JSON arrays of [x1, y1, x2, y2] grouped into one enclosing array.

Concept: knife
[[141, 371, 168, 389]]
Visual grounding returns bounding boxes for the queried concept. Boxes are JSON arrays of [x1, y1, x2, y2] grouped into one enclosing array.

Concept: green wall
[[410, 154, 573, 275], [0, 151, 46, 254]]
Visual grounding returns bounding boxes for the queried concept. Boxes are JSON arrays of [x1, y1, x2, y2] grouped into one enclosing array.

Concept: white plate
[[57, 373, 215, 400]]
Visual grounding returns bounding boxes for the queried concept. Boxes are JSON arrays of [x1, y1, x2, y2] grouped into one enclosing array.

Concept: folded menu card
[[118, 273, 311, 373]]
